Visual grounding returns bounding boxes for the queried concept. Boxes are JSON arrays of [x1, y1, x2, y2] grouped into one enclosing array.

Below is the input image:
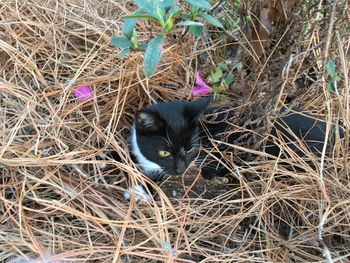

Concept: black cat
[[129, 98, 345, 181], [129, 98, 210, 181]]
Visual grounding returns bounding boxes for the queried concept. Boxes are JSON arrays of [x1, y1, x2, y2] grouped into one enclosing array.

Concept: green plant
[[210, 62, 236, 100], [111, 0, 224, 78], [326, 58, 341, 95]]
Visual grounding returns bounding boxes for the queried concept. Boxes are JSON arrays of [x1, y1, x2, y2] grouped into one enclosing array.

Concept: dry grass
[[0, 0, 350, 262]]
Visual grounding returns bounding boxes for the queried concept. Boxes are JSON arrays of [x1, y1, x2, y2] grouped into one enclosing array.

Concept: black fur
[[129, 98, 346, 181], [130, 98, 210, 180]]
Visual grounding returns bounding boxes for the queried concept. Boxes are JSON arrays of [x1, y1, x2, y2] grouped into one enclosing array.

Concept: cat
[[128, 97, 346, 181], [129, 98, 210, 181]]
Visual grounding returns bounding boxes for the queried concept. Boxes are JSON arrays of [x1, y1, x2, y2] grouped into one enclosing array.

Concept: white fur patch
[[124, 184, 151, 203], [97, 152, 108, 169], [98, 152, 108, 159], [130, 125, 163, 176]]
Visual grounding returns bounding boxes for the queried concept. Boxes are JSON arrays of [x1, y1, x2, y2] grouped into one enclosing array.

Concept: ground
[[0, 0, 350, 262]]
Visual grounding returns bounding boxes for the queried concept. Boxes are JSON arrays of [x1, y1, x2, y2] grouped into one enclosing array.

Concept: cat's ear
[[135, 110, 165, 133], [184, 97, 211, 123]]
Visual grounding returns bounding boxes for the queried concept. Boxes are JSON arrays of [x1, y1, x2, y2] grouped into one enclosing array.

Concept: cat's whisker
[[191, 135, 209, 143], [194, 160, 214, 166], [165, 128, 173, 147], [193, 159, 215, 165], [190, 131, 202, 140], [195, 162, 218, 168], [156, 135, 171, 147], [190, 132, 207, 143], [194, 158, 222, 166], [195, 163, 221, 170], [190, 132, 206, 142]]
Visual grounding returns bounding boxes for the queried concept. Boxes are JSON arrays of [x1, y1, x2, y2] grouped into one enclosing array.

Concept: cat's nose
[[175, 160, 186, 174]]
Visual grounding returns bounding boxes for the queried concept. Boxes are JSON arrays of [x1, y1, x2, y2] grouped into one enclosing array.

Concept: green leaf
[[211, 67, 223, 82], [199, 13, 224, 28], [185, 0, 211, 10], [224, 74, 234, 86], [233, 2, 242, 8], [134, 0, 156, 15], [245, 15, 253, 23], [333, 75, 341, 81], [189, 5, 200, 16], [168, 5, 180, 17], [164, 6, 180, 32], [217, 62, 228, 71], [164, 17, 174, 33], [213, 93, 226, 100], [161, 0, 174, 8], [327, 81, 335, 93], [177, 21, 204, 27], [110, 36, 131, 48], [326, 58, 336, 78], [156, 7, 166, 28], [189, 25, 204, 37], [123, 19, 136, 39], [134, 0, 167, 18], [301, 22, 311, 36], [139, 43, 148, 50], [144, 34, 165, 78], [181, 13, 192, 20], [117, 48, 130, 58], [123, 9, 143, 39], [217, 80, 226, 91], [222, 18, 233, 31], [212, 82, 221, 92]]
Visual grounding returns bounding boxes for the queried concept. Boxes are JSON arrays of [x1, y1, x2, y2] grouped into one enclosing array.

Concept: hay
[[0, 0, 349, 262]]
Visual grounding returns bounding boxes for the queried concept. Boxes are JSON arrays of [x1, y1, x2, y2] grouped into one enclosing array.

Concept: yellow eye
[[159, 150, 171, 157], [186, 148, 193, 154]]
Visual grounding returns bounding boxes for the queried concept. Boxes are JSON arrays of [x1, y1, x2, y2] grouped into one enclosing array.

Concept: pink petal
[[74, 85, 93, 101], [192, 71, 211, 97], [192, 85, 211, 96], [195, 71, 211, 90]]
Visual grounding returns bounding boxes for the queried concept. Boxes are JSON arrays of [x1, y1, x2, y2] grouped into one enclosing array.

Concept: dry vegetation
[[1, 0, 350, 262]]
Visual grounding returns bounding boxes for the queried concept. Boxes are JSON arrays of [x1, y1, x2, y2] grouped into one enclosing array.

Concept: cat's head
[[130, 98, 210, 178]]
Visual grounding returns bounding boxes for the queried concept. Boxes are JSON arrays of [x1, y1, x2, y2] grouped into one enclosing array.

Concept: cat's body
[[129, 98, 345, 181]]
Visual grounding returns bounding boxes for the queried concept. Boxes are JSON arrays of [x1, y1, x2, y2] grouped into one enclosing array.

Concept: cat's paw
[[124, 184, 152, 203]]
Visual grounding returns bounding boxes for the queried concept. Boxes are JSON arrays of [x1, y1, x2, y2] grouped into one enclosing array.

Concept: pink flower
[[74, 85, 93, 101], [191, 71, 212, 97]]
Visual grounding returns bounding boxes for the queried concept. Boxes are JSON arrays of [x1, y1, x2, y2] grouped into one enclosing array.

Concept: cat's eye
[[159, 150, 171, 157], [186, 148, 194, 154]]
